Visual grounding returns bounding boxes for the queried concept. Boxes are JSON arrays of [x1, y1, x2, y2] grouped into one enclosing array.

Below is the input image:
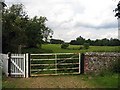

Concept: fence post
[[23, 54, 26, 77], [26, 53, 30, 78], [80, 53, 85, 74], [8, 52, 11, 76]]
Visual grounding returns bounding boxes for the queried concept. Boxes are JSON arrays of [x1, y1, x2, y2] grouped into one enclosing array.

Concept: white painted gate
[[10, 54, 26, 77], [1, 53, 29, 78]]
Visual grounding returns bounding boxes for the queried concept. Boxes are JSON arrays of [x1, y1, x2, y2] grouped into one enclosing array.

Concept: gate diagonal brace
[[11, 60, 24, 73], [57, 54, 78, 65]]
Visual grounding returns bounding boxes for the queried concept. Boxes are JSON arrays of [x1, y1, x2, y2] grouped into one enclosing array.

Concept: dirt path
[[3, 75, 94, 88]]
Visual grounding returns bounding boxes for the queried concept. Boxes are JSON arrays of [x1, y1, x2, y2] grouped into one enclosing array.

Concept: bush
[[79, 46, 84, 50], [83, 43, 90, 49], [61, 43, 69, 49]]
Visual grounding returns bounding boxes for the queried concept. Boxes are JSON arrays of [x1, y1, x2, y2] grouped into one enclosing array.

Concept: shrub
[[83, 43, 90, 49], [79, 46, 84, 50], [61, 43, 69, 49]]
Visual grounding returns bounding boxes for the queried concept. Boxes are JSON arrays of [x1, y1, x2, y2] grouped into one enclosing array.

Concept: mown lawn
[[42, 44, 120, 53], [2, 73, 118, 88]]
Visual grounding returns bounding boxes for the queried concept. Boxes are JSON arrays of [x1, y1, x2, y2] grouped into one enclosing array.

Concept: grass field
[[2, 73, 118, 88], [42, 44, 120, 53]]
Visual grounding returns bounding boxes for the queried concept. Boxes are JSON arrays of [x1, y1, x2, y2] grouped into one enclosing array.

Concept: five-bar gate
[[30, 53, 81, 76]]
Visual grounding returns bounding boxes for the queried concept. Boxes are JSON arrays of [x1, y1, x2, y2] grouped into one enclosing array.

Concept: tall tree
[[2, 4, 27, 53], [114, 1, 120, 40], [2, 4, 53, 53]]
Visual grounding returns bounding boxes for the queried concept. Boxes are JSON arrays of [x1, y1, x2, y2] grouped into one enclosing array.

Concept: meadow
[[41, 44, 120, 53]]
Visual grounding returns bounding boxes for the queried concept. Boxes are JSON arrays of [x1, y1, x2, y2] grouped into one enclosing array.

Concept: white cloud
[[5, 0, 119, 41]]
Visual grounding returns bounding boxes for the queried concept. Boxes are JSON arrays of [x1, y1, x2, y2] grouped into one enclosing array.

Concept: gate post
[[8, 52, 11, 76], [80, 53, 85, 74], [26, 53, 30, 78]]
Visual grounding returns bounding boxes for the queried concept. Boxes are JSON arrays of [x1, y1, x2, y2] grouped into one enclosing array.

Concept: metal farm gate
[[30, 53, 81, 76]]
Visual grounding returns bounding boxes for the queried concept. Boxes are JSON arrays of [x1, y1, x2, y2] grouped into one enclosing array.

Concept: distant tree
[[70, 40, 77, 45], [76, 36, 85, 45], [85, 39, 92, 45], [101, 38, 109, 46], [109, 38, 120, 46], [69, 36, 120, 46], [70, 36, 85, 45], [50, 39, 64, 44]]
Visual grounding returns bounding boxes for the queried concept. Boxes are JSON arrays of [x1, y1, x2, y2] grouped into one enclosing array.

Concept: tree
[[2, 4, 53, 53], [114, 1, 120, 40], [70, 36, 85, 45], [50, 39, 64, 44], [25, 16, 52, 48], [76, 36, 85, 45], [2, 4, 28, 53], [114, 1, 120, 18]]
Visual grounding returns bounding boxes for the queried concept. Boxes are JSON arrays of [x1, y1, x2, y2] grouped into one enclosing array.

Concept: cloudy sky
[[5, 0, 119, 42]]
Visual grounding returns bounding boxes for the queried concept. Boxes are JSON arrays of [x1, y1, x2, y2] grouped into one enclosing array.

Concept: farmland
[[41, 44, 120, 53]]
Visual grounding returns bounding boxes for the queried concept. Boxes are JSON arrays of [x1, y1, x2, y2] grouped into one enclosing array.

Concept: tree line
[[2, 4, 53, 53], [70, 36, 120, 46], [50, 36, 120, 46]]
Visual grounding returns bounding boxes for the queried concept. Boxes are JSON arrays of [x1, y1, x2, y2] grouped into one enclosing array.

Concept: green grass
[[42, 44, 120, 53], [2, 73, 118, 88], [86, 73, 119, 88]]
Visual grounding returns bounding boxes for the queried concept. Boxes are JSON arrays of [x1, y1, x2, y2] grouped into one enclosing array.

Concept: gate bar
[[79, 53, 81, 73]]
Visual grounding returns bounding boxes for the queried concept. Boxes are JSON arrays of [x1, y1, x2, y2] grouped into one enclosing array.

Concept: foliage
[[114, 1, 120, 18], [70, 36, 120, 46], [22, 47, 53, 53], [83, 43, 89, 49], [50, 39, 64, 44], [70, 36, 85, 45], [2, 4, 53, 53], [61, 43, 69, 49]]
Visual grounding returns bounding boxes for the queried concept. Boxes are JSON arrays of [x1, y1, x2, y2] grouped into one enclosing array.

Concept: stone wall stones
[[84, 52, 120, 74]]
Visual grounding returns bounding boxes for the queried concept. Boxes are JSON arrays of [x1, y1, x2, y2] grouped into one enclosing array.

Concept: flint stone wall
[[84, 52, 120, 74]]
